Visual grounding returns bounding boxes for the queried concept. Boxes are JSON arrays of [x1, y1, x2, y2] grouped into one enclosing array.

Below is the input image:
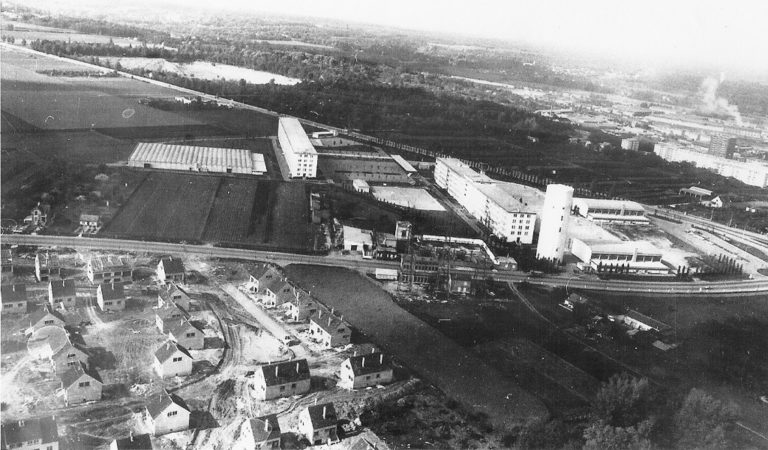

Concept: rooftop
[[343, 225, 373, 245], [626, 310, 672, 332], [90, 255, 130, 272], [129, 142, 264, 172], [99, 282, 125, 300], [60, 361, 102, 388], [391, 154, 416, 173], [437, 157, 492, 183], [112, 433, 153, 450], [479, 181, 545, 214], [580, 239, 663, 256], [305, 403, 338, 429], [1, 284, 27, 303], [279, 117, 317, 155], [166, 319, 201, 338], [50, 279, 76, 298], [146, 390, 189, 419], [0, 416, 58, 447], [159, 257, 185, 274], [310, 311, 348, 335], [258, 359, 310, 386], [37, 252, 60, 269], [573, 197, 645, 212], [250, 414, 280, 443], [154, 340, 192, 363], [346, 352, 391, 376]]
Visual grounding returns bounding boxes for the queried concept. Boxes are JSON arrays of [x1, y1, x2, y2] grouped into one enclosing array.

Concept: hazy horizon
[[6, 0, 768, 78]]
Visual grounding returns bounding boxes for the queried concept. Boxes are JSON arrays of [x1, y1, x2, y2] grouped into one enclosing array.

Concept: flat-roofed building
[[252, 359, 311, 401], [128, 142, 266, 175], [278, 117, 317, 178], [0, 416, 59, 450], [656, 143, 768, 188], [87, 256, 132, 284], [621, 138, 640, 151], [571, 239, 669, 274], [572, 198, 648, 224], [1, 284, 28, 314], [35, 252, 61, 282]]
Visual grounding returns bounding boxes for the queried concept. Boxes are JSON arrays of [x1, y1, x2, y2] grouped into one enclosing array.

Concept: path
[[220, 284, 291, 341]]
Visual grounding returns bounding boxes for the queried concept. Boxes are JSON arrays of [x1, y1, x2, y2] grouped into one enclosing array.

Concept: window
[[186, 332, 195, 338], [291, 383, 297, 388], [68, 353, 76, 358], [168, 411, 177, 417], [79, 381, 90, 387], [172, 357, 182, 362], [366, 376, 371, 380], [376, 374, 381, 378], [280, 386, 286, 392]]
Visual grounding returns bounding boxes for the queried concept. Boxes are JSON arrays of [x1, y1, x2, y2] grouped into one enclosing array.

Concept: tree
[[673, 388, 738, 449], [516, 418, 572, 450], [583, 420, 653, 450], [594, 373, 652, 427]]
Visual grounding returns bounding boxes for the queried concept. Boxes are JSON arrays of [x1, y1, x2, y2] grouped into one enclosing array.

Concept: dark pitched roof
[[305, 403, 338, 429], [566, 293, 589, 304], [346, 352, 391, 376], [1, 416, 58, 447], [626, 310, 672, 332], [60, 361, 102, 389], [156, 304, 190, 321], [166, 319, 200, 338], [259, 359, 310, 386], [1, 284, 27, 303], [90, 255, 129, 272], [159, 257, 185, 274], [251, 414, 280, 443], [350, 437, 379, 450], [50, 279, 76, 298], [146, 390, 189, 419], [36, 252, 60, 270], [112, 433, 153, 450], [158, 284, 190, 303], [51, 338, 88, 360], [154, 341, 192, 363], [259, 276, 290, 296], [99, 282, 125, 300], [28, 305, 66, 328], [287, 291, 315, 309], [249, 264, 280, 283], [310, 311, 348, 335]]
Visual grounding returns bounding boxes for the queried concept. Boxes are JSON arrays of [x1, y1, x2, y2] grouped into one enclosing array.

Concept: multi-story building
[[536, 184, 573, 264], [435, 158, 541, 244], [708, 135, 736, 159], [621, 138, 640, 151], [278, 117, 317, 178], [656, 143, 768, 188]]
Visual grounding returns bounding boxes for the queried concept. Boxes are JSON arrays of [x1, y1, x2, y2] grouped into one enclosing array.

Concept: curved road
[[4, 234, 768, 296]]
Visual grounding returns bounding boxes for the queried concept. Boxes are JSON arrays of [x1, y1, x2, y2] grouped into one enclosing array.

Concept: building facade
[[299, 403, 339, 446], [146, 391, 190, 436], [1, 284, 28, 314], [536, 184, 573, 264], [656, 143, 768, 188], [87, 256, 132, 284], [157, 258, 185, 284], [278, 117, 317, 178], [339, 352, 394, 390], [309, 312, 351, 348], [35, 252, 60, 282], [571, 239, 668, 274], [61, 362, 102, 405], [251, 359, 311, 401], [153, 341, 193, 378], [572, 198, 648, 224], [97, 282, 126, 311], [0, 417, 59, 450], [128, 142, 266, 175], [49, 280, 77, 308]]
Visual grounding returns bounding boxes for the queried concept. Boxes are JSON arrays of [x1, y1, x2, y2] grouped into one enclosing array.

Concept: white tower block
[[536, 184, 574, 264]]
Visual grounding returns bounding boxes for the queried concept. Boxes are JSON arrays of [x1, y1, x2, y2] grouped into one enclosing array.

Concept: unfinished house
[[87, 256, 132, 284], [35, 252, 61, 282], [157, 283, 191, 311]]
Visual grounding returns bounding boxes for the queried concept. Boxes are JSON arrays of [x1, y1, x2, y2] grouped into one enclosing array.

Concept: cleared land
[[283, 264, 547, 427], [104, 58, 300, 85]]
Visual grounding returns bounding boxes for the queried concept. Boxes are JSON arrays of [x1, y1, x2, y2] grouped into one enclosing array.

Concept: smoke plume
[[698, 74, 742, 125]]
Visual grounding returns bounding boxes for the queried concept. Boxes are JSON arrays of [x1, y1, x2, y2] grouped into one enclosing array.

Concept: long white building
[[572, 198, 648, 224], [278, 117, 317, 178], [655, 143, 768, 188], [128, 143, 266, 175], [435, 158, 541, 244]]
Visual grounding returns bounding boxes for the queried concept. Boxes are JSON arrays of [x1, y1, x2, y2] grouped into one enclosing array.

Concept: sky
[[18, 0, 768, 74]]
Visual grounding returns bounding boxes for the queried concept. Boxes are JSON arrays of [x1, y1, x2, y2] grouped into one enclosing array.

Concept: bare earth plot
[[283, 264, 547, 427]]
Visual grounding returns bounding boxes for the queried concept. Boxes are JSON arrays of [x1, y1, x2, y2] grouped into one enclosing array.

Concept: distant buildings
[[153, 341, 193, 378], [127, 142, 266, 175], [572, 198, 648, 224], [536, 184, 573, 264], [251, 359, 311, 401], [299, 403, 340, 446], [278, 117, 317, 178], [708, 135, 736, 159], [620, 310, 673, 336], [1, 284, 28, 314], [656, 143, 768, 188], [621, 138, 640, 151], [435, 158, 541, 244], [145, 390, 190, 436], [339, 351, 394, 390], [0, 416, 59, 450]]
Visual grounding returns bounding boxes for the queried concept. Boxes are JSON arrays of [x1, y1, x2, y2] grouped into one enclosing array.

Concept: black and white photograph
[[1, 0, 767, 448]]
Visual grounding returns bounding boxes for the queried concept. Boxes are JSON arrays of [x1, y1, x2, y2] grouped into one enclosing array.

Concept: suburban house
[[298, 403, 340, 446], [109, 433, 154, 450], [27, 304, 66, 333], [87, 256, 132, 284], [257, 278, 295, 308], [246, 264, 282, 294], [1, 284, 28, 314], [246, 414, 281, 449], [157, 284, 191, 311], [166, 319, 204, 350], [153, 341, 193, 378], [49, 279, 77, 309], [0, 416, 59, 450], [97, 282, 126, 312], [251, 359, 311, 401], [285, 291, 318, 322], [339, 351, 394, 390], [51, 335, 89, 373], [620, 310, 673, 336], [79, 214, 101, 233], [35, 252, 61, 282], [1, 249, 13, 273], [155, 304, 190, 333], [156, 257, 185, 284], [309, 311, 351, 348], [61, 362, 102, 405], [561, 293, 590, 311], [145, 390, 190, 436]]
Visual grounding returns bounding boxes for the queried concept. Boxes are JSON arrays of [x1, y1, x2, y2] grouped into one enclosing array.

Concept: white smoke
[[698, 74, 742, 125]]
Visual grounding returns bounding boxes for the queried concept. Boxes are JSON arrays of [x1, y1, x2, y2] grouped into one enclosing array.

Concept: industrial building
[[536, 184, 573, 264], [127, 143, 266, 175], [571, 239, 668, 274], [655, 143, 768, 188], [435, 158, 541, 244], [278, 117, 317, 178], [317, 156, 412, 184], [572, 198, 648, 224], [708, 135, 736, 159]]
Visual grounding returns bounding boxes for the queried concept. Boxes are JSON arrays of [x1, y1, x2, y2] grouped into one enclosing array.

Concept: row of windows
[[279, 383, 299, 392], [589, 209, 644, 216], [103, 300, 123, 306], [592, 254, 662, 262]]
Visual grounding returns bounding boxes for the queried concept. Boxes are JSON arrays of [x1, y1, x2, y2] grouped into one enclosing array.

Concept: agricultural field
[[2, 21, 144, 46]]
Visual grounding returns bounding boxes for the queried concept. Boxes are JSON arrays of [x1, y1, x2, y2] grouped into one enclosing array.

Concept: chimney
[[380, 353, 383, 364], [322, 406, 327, 419], [371, 347, 375, 354], [264, 419, 269, 432], [328, 316, 331, 327], [318, 310, 322, 318], [362, 357, 366, 368], [296, 362, 300, 373], [353, 350, 357, 357], [129, 431, 134, 442], [275, 365, 279, 377]]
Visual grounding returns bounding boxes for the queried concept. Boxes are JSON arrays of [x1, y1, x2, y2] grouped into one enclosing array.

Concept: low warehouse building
[[128, 142, 266, 175], [572, 198, 648, 224], [571, 239, 669, 274]]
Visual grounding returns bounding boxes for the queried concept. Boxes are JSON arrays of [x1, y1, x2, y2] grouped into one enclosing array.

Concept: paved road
[[5, 234, 768, 296]]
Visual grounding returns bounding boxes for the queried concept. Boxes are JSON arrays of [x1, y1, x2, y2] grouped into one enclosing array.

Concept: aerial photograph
[[1, 0, 767, 448]]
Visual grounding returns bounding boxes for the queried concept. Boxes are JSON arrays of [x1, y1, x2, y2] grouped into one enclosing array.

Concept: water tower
[[536, 184, 573, 264]]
